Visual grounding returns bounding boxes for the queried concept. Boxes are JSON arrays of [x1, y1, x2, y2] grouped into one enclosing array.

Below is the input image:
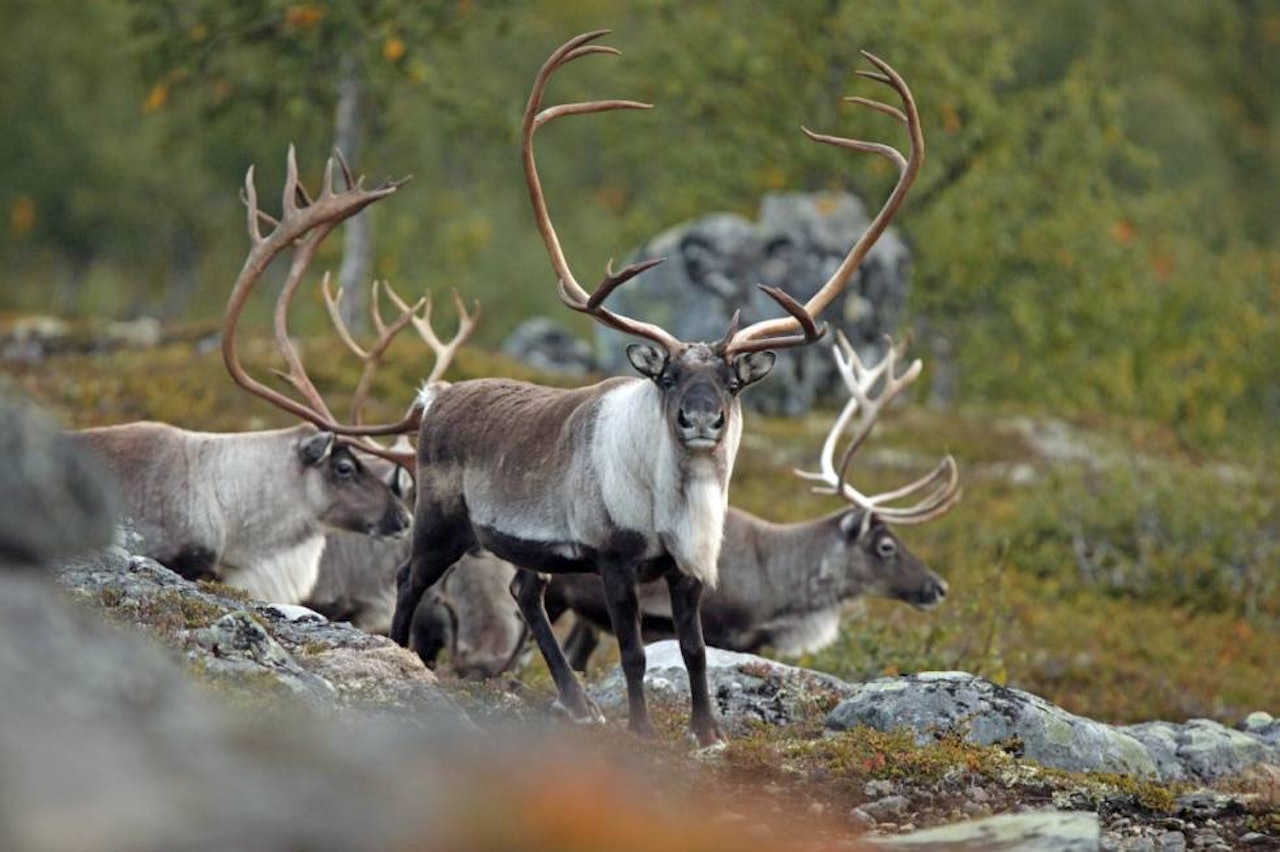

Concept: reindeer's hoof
[[551, 694, 606, 725], [691, 722, 726, 749], [629, 718, 657, 740]]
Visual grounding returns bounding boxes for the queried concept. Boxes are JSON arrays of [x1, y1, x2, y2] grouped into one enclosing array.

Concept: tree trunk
[[334, 53, 372, 333]]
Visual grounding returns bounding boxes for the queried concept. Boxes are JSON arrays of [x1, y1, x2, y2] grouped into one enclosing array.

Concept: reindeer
[[383, 31, 925, 745], [407, 549, 529, 678], [545, 333, 960, 668], [70, 421, 409, 602], [68, 199, 475, 603], [127, 145, 481, 604]]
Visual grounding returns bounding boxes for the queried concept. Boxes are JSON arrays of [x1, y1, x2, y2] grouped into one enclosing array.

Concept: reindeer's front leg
[[667, 570, 725, 746], [600, 558, 655, 738], [510, 569, 602, 723]]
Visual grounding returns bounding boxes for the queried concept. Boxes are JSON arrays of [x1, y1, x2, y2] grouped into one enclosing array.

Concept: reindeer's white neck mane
[[591, 381, 739, 588]]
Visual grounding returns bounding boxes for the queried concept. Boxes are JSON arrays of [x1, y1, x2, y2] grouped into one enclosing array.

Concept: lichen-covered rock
[[502, 316, 597, 376], [590, 640, 855, 731], [53, 537, 470, 729], [869, 810, 1101, 851], [825, 672, 1159, 778], [1121, 719, 1277, 783]]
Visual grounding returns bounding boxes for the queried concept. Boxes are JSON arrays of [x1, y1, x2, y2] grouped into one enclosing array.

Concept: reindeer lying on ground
[[545, 333, 960, 668], [383, 31, 925, 745]]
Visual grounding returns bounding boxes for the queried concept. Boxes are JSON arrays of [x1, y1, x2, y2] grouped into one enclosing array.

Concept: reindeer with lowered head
[[387, 31, 925, 745], [548, 332, 960, 667], [69, 153, 443, 602]]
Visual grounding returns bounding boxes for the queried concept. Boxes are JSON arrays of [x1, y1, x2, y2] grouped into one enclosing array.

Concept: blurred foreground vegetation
[[7, 334, 1276, 725], [2, 0, 1278, 451]]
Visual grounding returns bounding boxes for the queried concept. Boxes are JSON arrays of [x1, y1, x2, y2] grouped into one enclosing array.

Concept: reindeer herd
[[72, 31, 958, 745]]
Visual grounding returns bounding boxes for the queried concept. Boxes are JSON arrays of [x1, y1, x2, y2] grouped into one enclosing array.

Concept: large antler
[[524, 32, 834, 356], [796, 332, 961, 528], [522, 30, 678, 352], [723, 51, 925, 356], [221, 146, 423, 445]]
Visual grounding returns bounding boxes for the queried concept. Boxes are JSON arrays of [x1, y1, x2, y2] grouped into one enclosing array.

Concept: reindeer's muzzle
[[373, 503, 412, 538], [910, 574, 949, 611], [676, 395, 727, 450]]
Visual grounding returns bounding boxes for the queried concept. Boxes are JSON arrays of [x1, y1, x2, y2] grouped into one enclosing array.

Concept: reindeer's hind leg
[[510, 568, 603, 723], [390, 498, 473, 646]]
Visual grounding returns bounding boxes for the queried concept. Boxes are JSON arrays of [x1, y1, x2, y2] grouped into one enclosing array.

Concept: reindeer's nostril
[[677, 410, 692, 429], [711, 411, 725, 430]]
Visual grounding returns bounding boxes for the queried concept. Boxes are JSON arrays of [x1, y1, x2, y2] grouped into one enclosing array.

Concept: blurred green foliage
[[1, 0, 1277, 451]]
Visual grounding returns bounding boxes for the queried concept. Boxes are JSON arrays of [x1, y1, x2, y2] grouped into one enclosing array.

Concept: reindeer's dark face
[[296, 431, 412, 538], [839, 510, 948, 610], [627, 342, 776, 452]]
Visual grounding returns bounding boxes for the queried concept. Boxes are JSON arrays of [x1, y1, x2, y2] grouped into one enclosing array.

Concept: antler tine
[[726, 51, 923, 355], [221, 147, 420, 438], [321, 275, 425, 425], [380, 282, 480, 386], [797, 333, 959, 526], [523, 31, 681, 353]]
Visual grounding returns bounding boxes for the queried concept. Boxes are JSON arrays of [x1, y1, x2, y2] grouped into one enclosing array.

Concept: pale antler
[[724, 51, 925, 356], [221, 145, 423, 453], [380, 284, 480, 386], [322, 278, 480, 469], [523, 30, 821, 355], [796, 332, 961, 528], [320, 276, 425, 424]]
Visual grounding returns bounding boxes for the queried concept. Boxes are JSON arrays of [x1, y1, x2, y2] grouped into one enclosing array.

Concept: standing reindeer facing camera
[[388, 30, 926, 745], [547, 332, 960, 668]]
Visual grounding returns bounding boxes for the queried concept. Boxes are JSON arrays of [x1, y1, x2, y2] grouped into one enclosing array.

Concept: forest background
[[1, 0, 1277, 724]]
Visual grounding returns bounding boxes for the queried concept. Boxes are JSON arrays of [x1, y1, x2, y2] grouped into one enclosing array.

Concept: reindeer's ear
[[388, 464, 413, 499], [839, 509, 870, 541], [731, 350, 776, 388], [298, 431, 336, 466], [626, 343, 667, 379]]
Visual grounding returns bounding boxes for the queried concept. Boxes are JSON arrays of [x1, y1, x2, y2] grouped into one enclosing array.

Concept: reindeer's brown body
[[71, 422, 410, 603], [411, 375, 735, 587]]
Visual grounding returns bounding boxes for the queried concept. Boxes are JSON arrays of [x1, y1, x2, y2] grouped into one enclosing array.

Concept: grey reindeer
[[387, 31, 925, 745]]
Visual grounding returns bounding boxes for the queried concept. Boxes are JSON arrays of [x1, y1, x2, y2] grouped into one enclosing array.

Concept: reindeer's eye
[[875, 537, 897, 559], [658, 373, 676, 389], [333, 458, 357, 479]]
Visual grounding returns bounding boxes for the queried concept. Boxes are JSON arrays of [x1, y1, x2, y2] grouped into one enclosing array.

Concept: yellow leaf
[[142, 83, 168, 114], [285, 5, 324, 30], [383, 37, 406, 62], [9, 195, 36, 237]]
